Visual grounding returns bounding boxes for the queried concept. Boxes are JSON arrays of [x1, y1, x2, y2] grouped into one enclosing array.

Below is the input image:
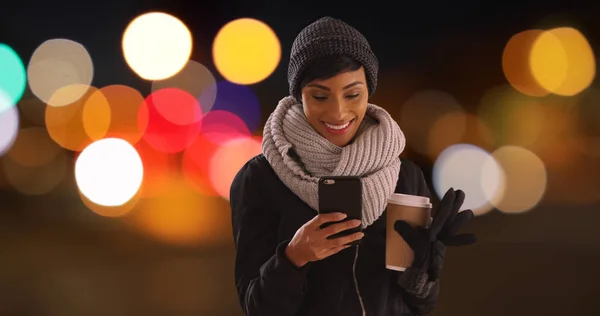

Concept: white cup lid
[[387, 193, 431, 208]]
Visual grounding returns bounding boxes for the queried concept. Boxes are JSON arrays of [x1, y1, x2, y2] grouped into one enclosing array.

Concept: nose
[[328, 98, 348, 120]]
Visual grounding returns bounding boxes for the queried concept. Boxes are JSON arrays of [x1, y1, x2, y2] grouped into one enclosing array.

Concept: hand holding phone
[[285, 213, 364, 267]]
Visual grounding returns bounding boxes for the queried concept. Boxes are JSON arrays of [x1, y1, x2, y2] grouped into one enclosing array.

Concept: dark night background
[[1, 0, 599, 315]]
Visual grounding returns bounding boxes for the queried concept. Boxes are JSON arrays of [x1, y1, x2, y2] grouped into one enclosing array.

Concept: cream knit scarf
[[262, 96, 406, 228]]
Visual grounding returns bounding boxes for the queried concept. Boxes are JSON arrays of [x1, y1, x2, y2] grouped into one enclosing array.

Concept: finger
[[311, 212, 347, 228], [440, 190, 465, 235], [394, 220, 421, 251], [444, 209, 474, 237], [320, 219, 361, 239], [430, 189, 455, 236], [442, 233, 477, 246], [452, 189, 466, 211], [329, 231, 364, 247]]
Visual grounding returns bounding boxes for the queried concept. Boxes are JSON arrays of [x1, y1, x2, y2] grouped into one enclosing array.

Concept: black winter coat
[[230, 154, 439, 316]]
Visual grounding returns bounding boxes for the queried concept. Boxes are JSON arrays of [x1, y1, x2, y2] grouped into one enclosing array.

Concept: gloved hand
[[394, 188, 476, 298]]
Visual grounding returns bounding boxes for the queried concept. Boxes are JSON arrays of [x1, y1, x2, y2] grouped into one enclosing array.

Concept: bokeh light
[[139, 88, 203, 153], [151, 88, 203, 126], [530, 27, 595, 96], [432, 144, 503, 215], [0, 105, 19, 156], [79, 189, 139, 218], [135, 139, 173, 198], [151, 60, 218, 113], [45, 85, 103, 151], [182, 110, 251, 196], [128, 175, 232, 247], [487, 146, 547, 214], [427, 112, 494, 161], [201, 110, 251, 145], [502, 30, 549, 97], [209, 136, 262, 200], [122, 12, 193, 81], [84, 85, 147, 145], [213, 18, 281, 85], [81, 87, 112, 141], [399, 90, 465, 156], [2, 148, 67, 195], [27, 38, 93, 106], [209, 81, 261, 132], [75, 138, 144, 207], [0, 43, 27, 113], [7, 127, 61, 167], [478, 85, 546, 148]]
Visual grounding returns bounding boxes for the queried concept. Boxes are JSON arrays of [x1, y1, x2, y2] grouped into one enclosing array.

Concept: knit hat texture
[[288, 16, 379, 98]]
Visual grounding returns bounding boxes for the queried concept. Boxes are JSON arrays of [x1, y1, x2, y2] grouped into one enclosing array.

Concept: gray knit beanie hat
[[288, 16, 379, 99]]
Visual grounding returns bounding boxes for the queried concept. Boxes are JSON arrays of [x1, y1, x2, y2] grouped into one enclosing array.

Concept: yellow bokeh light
[[530, 31, 568, 93], [502, 29, 550, 97], [530, 27, 596, 96], [128, 175, 232, 247], [82, 88, 112, 141], [45, 85, 102, 152], [548, 27, 595, 96], [122, 12, 193, 80], [213, 18, 281, 85]]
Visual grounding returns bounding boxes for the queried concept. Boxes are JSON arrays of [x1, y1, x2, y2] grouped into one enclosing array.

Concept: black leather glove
[[394, 188, 476, 298]]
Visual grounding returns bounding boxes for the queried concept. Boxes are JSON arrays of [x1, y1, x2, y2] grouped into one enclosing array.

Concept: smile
[[322, 119, 355, 134]]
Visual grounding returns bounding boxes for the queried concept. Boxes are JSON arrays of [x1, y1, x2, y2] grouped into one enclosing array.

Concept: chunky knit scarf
[[262, 96, 405, 228]]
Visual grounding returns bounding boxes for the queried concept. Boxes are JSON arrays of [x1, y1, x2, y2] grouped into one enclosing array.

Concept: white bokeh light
[[122, 12, 193, 80], [432, 144, 504, 215], [0, 101, 19, 157], [75, 138, 144, 207]]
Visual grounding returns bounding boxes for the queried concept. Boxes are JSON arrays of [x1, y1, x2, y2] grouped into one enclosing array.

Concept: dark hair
[[297, 55, 362, 99]]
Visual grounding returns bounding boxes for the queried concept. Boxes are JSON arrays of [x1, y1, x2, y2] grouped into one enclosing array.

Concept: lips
[[322, 119, 355, 135]]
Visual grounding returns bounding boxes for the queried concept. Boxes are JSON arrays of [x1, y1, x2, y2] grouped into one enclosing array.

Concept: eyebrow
[[306, 81, 364, 91]]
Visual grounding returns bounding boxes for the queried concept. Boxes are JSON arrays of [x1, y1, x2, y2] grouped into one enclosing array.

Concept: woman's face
[[300, 67, 369, 147]]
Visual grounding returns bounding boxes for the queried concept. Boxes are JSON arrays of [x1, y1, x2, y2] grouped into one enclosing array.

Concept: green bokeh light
[[0, 43, 26, 114]]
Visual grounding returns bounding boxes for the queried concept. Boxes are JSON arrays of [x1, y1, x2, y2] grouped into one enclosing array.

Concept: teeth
[[324, 121, 350, 130]]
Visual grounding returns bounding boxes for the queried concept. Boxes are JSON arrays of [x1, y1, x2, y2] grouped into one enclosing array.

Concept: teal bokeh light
[[0, 43, 26, 114]]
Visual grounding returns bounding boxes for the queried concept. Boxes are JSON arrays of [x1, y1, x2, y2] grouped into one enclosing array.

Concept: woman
[[230, 16, 476, 316]]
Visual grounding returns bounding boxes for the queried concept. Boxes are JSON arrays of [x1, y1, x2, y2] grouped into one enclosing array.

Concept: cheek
[[302, 104, 322, 123]]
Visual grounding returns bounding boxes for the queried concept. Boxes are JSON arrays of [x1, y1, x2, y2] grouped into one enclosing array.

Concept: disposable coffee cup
[[386, 193, 432, 271]]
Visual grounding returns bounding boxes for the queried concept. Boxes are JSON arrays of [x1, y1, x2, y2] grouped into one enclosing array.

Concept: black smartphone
[[318, 176, 362, 246]]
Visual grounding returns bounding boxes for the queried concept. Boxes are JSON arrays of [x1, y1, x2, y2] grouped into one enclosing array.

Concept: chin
[[326, 133, 355, 147]]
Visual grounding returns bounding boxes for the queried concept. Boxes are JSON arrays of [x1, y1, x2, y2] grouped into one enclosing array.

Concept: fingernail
[[359, 233, 365, 238], [339, 213, 347, 218]]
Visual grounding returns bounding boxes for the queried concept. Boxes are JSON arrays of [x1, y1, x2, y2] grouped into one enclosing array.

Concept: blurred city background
[[1, 0, 599, 315]]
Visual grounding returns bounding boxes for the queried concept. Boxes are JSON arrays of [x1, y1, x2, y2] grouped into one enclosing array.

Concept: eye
[[312, 96, 327, 101], [346, 94, 360, 99]]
